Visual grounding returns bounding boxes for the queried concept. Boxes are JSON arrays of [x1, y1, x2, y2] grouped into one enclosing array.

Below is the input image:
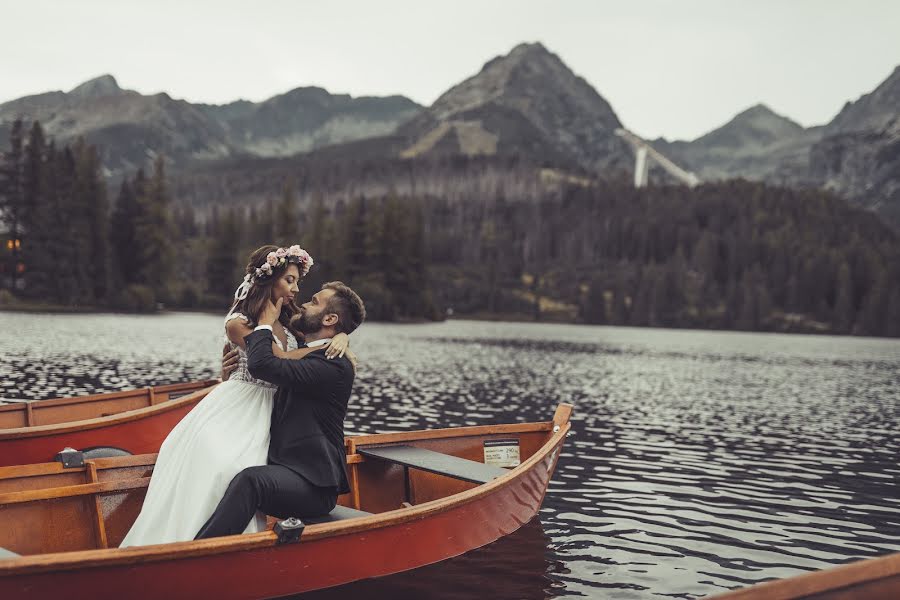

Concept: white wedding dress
[[120, 313, 298, 547]]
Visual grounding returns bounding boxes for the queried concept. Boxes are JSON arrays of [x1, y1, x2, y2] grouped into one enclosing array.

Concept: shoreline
[[1, 304, 896, 340]]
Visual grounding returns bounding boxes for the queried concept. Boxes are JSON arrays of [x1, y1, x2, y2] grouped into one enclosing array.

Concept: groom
[[196, 281, 366, 539]]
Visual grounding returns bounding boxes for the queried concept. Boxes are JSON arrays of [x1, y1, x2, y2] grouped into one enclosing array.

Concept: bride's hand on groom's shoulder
[[221, 344, 239, 381], [260, 297, 283, 327], [325, 333, 350, 359]]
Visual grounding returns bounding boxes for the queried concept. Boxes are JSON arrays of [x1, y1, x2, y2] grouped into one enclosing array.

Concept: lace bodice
[[224, 313, 299, 389]]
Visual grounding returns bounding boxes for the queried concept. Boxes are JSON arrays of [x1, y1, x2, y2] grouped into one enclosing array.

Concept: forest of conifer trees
[[1, 119, 898, 337]]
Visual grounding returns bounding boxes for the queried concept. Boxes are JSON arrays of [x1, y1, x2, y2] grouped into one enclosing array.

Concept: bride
[[120, 244, 349, 546]]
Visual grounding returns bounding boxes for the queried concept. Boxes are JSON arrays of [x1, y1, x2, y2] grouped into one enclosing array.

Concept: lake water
[[2, 312, 899, 599]]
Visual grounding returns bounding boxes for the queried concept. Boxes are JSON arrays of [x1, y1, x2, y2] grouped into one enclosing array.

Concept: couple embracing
[[121, 244, 366, 546]]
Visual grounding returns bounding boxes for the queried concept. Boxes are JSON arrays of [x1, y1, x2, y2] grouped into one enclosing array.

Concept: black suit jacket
[[244, 329, 353, 494]]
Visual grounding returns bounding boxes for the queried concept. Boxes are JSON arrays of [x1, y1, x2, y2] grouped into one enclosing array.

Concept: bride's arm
[[221, 317, 254, 380], [275, 332, 350, 360], [272, 345, 319, 359], [225, 317, 253, 350]]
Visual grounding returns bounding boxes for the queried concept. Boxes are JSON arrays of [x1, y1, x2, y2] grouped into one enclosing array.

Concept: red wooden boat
[[705, 552, 900, 599], [0, 404, 572, 599], [0, 380, 218, 467]]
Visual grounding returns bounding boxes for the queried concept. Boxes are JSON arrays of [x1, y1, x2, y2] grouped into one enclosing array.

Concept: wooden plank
[[0, 478, 149, 506], [552, 403, 573, 428], [24, 403, 34, 428], [85, 463, 108, 549], [359, 445, 509, 485], [147, 388, 157, 406], [349, 421, 550, 447], [92, 454, 158, 470], [349, 465, 361, 509], [0, 454, 158, 483], [304, 505, 373, 524]]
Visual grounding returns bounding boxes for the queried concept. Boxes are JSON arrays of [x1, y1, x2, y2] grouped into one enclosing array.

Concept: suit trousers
[[194, 464, 338, 539]]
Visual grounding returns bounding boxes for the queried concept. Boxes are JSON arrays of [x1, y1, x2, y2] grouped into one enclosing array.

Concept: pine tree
[[25, 140, 57, 299], [735, 269, 761, 331], [206, 208, 242, 300], [343, 197, 368, 281], [1, 119, 25, 291], [610, 274, 630, 325], [480, 219, 500, 314], [63, 146, 92, 303], [74, 141, 109, 303], [109, 177, 140, 286], [833, 261, 854, 334], [857, 272, 888, 336], [886, 285, 900, 338], [629, 268, 652, 326], [254, 200, 275, 245], [583, 277, 607, 324], [20, 122, 46, 296], [274, 180, 298, 246], [135, 157, 174, 302], [402, 199, 429, 316]]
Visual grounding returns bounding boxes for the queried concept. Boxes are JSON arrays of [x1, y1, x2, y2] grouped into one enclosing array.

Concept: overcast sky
[[2, 0, 898, 140]]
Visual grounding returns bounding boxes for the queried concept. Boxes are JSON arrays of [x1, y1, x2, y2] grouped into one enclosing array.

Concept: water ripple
[[2, 313, 899, 599]]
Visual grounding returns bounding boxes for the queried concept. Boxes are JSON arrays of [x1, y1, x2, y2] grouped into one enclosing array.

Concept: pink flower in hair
[[275, 248, 287, 259], [266, 252, 278, 266], [288, 245, 302, 257]]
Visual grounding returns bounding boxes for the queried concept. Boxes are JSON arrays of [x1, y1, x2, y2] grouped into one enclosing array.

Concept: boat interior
[[0, 381, 218, 430], [0, 414, 565, 559]]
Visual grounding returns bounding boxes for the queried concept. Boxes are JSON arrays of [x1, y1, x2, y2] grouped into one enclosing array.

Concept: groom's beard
[[294, 309, 325, 334]]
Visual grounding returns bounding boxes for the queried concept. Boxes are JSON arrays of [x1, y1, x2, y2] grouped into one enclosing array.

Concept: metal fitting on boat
[[274, 518, 305, 544], [54, 447, 84, 469]]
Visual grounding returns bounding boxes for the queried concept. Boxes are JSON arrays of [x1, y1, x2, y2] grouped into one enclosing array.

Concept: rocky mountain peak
[[826, 65, 900, 135], [735, 103, 778, 120], [693, 103, 804, 150], [431, 41, 615, 123], [68, 74, 123, 99], [410, 41, 626, 170]]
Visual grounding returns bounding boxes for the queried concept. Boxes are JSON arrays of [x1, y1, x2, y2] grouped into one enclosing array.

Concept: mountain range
[[1, 43, 898, 224], [0, 75, 421, 174]]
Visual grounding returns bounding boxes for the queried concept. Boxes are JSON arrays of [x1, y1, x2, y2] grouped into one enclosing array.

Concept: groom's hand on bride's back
[[221, 344, 239, 381]]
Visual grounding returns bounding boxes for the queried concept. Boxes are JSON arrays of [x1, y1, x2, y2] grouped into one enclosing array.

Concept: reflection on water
[[288, 518, 563, 600], [2, 312, 899, 599]]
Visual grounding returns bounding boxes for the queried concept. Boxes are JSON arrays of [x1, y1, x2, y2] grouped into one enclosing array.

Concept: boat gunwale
[[0, 408, 571, 576], [0, 384, 219, 440], [704, 551, 900, 600], [0, 380, 218, 415]]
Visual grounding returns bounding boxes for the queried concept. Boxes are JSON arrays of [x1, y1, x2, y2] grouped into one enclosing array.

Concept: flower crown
[[233, 245, 313, 301], [251, 245, 313, 280]]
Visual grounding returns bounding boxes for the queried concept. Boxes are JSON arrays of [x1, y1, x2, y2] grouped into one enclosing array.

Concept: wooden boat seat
[[304, 505, 373, 524], [359, 445, 509, 484], [267, 505, 373, 530], [0, 547, 20, 559]]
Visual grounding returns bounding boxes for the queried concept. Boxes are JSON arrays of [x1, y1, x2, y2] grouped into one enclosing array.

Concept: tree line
[[1, 118, 898, 336], [0, 119, 435, 320]]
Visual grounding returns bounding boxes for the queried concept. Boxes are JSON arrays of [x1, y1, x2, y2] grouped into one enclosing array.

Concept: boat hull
[[0, 426, 566, 599], [0, 387, 212, 467]]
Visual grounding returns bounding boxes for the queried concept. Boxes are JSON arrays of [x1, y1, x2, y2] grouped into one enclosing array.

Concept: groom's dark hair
[[322, 281, 366, 334]]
